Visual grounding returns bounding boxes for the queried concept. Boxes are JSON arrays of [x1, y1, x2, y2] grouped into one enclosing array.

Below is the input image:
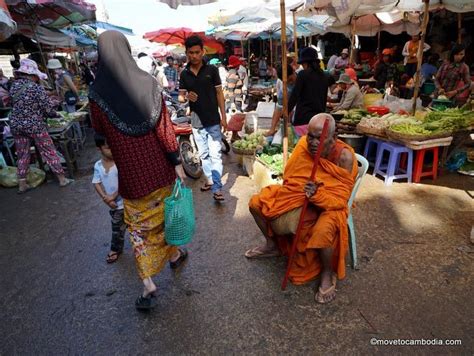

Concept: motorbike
[[164, 91, 230, 179]]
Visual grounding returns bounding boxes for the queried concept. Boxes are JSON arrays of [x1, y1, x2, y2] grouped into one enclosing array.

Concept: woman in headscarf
[[89, 31, 188, 311]]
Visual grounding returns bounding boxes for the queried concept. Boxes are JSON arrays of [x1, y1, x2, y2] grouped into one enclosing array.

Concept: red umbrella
[[143, 27, 204, 46]]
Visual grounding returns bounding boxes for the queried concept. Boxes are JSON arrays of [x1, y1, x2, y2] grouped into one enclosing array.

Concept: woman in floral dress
[[9, 58, 73, 193]]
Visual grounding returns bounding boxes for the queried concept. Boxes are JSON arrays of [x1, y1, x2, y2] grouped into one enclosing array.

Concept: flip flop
[[200, 183, 213, 191], [17, 186, 33, 194], [135, 293, 157, 311], [213, 192, 225, 202], [315, 274, 337, 304], [106, 251, 121, 264], [170, 248, 188, 269], [244, 246, 280, 259], [60, 178, 74, 188]]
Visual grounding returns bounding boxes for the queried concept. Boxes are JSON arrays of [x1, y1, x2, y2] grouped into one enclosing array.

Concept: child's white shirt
[[92, 160, 123, 210]]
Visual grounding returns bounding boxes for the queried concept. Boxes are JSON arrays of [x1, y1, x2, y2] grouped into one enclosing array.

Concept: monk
[[245, 114, 358, 304]]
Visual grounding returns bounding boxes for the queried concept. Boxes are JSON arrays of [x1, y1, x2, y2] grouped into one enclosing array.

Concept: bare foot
[[244, 245, 280, 259]]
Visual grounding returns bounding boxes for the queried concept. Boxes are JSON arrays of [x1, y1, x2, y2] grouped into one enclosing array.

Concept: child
[[92, 134, 126, 263]]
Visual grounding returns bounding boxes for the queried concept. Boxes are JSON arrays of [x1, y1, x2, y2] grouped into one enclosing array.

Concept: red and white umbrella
[[156, 0, 217, 9], [144, 27, 205, 45]]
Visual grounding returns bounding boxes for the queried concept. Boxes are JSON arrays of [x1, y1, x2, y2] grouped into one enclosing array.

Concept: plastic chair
[[348, 154, 369, 270], [363, 136, 383, 167], [374, 142, 413, 186], [413, 147, 439, 183]]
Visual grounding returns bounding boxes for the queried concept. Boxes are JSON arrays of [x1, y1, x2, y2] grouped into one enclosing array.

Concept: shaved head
[[308, 113, 336, 136], [306, 113, 337, 157]]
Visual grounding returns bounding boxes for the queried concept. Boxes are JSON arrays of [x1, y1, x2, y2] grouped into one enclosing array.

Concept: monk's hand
[[304, 181, 319, 198]]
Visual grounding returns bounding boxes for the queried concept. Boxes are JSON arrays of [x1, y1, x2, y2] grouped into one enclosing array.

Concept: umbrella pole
[[270, 36, 273, 68], [280, 0, 289, 167], [292, 9, 298, 57], [457, 13, 462, 44], [29, 22, 53, 87], [412, 0, 430, 115], [349, 17, 356, 65], [377, 30, 381, 54]]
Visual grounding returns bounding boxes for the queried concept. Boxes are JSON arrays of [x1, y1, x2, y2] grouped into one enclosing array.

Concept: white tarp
[[157, 0, 217, 9], [17, 24, 76, 47], [0, 7, 15, 41], [304, 0, 474, 14]]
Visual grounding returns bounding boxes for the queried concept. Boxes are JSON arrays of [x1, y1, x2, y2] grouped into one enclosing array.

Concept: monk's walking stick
[[281, 119, 329, 290]]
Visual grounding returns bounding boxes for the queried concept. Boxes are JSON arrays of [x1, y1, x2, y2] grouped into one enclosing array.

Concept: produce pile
[[423, 108, 474, 131], [258, 153, 284, 175], [335, 109, 371, 134], [47, 112, 75, 129], [388, 108, 474, 140], [232, 132, 267, 153]]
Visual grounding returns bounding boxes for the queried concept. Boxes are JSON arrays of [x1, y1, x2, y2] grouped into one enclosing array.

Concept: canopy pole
[[270, 35, 273, 68], [349, 17, 356, 65], [29, 22, 53, 87], [247, 39, 251, 78], [412, 0, 430, 115], [292, 9, 298, 57], [377, 31, 381, 54], [457, 13, 462, 44], [280, 0, 289, 167]]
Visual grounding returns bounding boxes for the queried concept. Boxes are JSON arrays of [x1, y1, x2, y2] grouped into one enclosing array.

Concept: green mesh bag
[[164, 179, 195, 246]]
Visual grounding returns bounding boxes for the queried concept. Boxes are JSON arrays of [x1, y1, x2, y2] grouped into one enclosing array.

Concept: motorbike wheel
[[221, 137, 231, 154], [179, 136, 203, 179]]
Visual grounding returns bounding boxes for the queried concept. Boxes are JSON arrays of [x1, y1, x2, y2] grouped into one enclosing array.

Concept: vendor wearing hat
[[225, 55, 244, 112], [288, 47, 329, 136], [335, 48, 350, 70], [374, 48, 399, 89], [47, 58, 79, 113], [9, 58, 73, 193], [330, 73, 364, 111]]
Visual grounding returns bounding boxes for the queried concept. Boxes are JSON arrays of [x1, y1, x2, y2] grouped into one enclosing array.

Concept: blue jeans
[[192, 124, 223, 193]]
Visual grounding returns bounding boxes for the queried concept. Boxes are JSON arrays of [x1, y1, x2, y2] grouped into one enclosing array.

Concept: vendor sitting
[[329, 73, 364, 111], [245, 114, 357, 304]]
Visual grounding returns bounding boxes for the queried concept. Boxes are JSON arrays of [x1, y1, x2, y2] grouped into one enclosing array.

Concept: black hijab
[[89, 30, 162, 137]]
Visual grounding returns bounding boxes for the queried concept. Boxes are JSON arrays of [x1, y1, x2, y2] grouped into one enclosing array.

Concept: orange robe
[[249, 137, 357, 285]]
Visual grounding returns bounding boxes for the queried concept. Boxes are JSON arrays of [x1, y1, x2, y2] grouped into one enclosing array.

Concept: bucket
[[421, 82, 435, 95], [363, 93, 383, 108], [338, 134, 367, 154]]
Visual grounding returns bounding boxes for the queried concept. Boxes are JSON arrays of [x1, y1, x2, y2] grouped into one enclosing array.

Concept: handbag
[[164, 179, 195, 246], [64, 90, 78, 106]]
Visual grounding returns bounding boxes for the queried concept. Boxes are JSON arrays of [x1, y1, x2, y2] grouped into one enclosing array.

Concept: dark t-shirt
[[180, 62, 221, 127], [288, 68, 328, 126]]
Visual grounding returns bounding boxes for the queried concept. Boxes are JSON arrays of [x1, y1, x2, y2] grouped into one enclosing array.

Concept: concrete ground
[[1, 135, 473, 355]]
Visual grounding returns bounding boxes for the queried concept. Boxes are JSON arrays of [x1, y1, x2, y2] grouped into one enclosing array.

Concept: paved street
[[1, 136, 473, 354]]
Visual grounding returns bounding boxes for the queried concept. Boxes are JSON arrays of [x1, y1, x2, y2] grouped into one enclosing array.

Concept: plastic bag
[[446, 152, 467, 172], [0, 166, 45, 188], [164, 179, 195, 246]]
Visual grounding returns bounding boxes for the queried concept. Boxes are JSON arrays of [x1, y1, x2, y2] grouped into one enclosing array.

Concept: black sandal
[[200, 183, 213, 191], [106, 251, 121, 264], [170, 248, 188, 269], [213, 192, 225, 202], [135, 293, 157, 311]]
